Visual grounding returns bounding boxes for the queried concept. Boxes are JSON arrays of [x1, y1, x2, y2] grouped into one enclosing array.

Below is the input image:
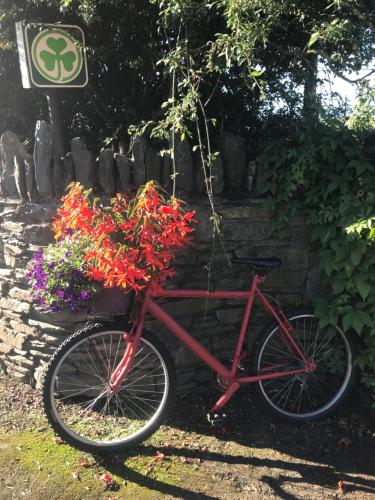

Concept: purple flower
[[72, 270, 84, 280], [80, 291, 90, 300], [65, 251, 73, 257], [55, 290, 65, 298]]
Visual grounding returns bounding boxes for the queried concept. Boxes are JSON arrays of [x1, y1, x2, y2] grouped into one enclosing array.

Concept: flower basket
[[26, 181, 195, 316], [93, 287, 134, 315]]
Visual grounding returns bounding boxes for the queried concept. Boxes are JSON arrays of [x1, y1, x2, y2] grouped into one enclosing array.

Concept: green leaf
[[356, 280, 371, 301], [332, 279, 346, 294], [250, 70, 263, 77], [356, 310, 373, 328], [307, 32, 320, 48], [342, 311, 354, 332], [352, 315, 364, 335], [350, 247, 362, 266]]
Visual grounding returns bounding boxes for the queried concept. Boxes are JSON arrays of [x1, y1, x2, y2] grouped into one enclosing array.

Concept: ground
[[0, 375, 374, 500]]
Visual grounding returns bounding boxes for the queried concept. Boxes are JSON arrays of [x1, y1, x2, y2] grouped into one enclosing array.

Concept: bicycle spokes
[[50, 332, 168, 444], [257, 315, 352, 417]]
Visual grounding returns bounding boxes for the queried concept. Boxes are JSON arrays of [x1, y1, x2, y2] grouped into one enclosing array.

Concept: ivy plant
[[259, 120, 375, 400]]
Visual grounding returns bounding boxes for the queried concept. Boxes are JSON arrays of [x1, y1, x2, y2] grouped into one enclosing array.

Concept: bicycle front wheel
[[252, 311, 355, 421], [43, 323, 176, 454]]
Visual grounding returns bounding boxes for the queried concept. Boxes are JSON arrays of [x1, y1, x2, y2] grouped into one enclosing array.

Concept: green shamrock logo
[[31, 28, 84, 84], [40, 37, 76, 81]]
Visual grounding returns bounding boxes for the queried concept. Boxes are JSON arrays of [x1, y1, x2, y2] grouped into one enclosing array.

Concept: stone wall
[[0, 197, 321, 393], [0, 124, 257, 202]]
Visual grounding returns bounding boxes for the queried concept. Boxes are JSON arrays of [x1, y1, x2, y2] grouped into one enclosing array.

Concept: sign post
[[16, 23, 88, 89], [16, 22, 88, 157]]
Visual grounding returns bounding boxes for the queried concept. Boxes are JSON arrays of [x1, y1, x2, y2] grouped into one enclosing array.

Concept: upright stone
[[71, 137, 95, 188], [63, 152, 75, 189], [255, 158, 268, 195], [0, 157, 3, 196], [132, 136, 147, 188], [162, 154, 172, 190], [98, 148, 115, 195], [145, 147, 161, 182], [220, 132, 246, 193], [247, 160, 257, 192], [0, 131, 22, 197], [14, 156, 28, 200], [169, 135, 194, 193], [34, 121, 53, 199], [194, 153, 224, 195], [53, 156, 65, 198], [24, 155, 39, 202], [114, 153, 131, 193]]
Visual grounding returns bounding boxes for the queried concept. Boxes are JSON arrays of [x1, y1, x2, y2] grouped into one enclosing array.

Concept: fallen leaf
[[100, 473, 112, 484], [145, 465, 154, 476], [79, 460, 92, 468], [337, 480, 345, 495], [154, 451, 165, 461], [72, 471, 80, 480], [53, 437, 64, 445]]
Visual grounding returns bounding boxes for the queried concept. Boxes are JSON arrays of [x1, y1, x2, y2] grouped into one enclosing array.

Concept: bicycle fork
[[109, 304, 146, 394]]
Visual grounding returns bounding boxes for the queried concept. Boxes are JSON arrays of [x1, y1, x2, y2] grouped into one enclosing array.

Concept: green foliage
[[346, 82, 375, 132], [259, 121, 375, 396], [1, 0, 374, 152]]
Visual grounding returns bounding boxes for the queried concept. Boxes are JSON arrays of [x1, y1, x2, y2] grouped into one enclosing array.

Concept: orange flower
[[52, 181, 196, 291]]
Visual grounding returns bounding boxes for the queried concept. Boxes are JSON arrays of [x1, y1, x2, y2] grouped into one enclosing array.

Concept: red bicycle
[[43, 256, 355, 454]]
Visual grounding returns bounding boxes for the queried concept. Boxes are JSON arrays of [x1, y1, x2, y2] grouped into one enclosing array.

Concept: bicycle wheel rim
[[257, 314, 352, 419], [48, 331, 169, 449]]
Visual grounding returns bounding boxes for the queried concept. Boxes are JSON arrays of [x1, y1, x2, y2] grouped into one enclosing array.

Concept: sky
[[319, 65, 375, 107]]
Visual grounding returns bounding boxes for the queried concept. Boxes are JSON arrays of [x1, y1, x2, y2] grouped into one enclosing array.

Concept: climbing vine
[[258, 120, 375, 399]]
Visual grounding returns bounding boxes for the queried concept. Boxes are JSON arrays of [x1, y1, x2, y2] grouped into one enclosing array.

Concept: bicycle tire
[[252, 309, 356, 422], [43, 321, 176, 454]]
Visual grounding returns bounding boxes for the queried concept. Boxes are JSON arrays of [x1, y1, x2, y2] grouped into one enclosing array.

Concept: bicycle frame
[[110, 274, 316, 413]]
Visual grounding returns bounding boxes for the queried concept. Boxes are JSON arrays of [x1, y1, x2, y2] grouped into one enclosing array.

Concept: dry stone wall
[[0, 123, 258, 202], [0, 122, 322, 393], [0, 196, 322, 394]]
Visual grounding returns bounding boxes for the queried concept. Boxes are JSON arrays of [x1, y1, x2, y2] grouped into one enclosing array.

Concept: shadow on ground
[[101, 385, 375, 499]]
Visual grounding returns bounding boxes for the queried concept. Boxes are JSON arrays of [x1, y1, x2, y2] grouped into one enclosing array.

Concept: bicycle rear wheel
[[43, 322, 176, 454], [252, 311, 355, 421]]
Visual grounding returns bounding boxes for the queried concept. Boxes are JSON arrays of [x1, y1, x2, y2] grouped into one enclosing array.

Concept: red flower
[[53, 181, 196, 292]]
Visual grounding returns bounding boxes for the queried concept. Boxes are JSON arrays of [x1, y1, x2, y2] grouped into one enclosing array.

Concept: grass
[[1, 377, 375, 499]]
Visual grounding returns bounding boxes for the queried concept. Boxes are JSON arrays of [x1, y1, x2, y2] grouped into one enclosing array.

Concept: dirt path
[[0, 375, 374, 499]]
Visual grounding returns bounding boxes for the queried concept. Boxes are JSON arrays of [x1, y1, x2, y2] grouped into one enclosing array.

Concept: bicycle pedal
[[207, 411, 228, 427]]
